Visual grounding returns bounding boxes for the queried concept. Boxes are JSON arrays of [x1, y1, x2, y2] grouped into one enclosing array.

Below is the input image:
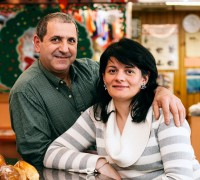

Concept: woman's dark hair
[[93, 38, 158, 123]]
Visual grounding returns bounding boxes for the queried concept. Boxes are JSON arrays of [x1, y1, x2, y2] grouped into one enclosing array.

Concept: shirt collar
[[38, 60, 76, 87]]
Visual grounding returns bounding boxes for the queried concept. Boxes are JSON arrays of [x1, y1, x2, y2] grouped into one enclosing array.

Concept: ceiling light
[[166, 0, 200, 6]]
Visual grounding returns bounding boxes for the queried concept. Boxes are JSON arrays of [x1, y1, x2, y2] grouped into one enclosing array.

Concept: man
[[9, 12, 185, 166]]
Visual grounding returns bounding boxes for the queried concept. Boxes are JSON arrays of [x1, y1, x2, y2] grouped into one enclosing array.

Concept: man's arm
[[153, 86, 186, 127], [9, 92, 52, 166]]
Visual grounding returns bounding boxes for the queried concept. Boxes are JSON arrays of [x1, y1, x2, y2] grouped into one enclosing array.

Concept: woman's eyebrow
[[125, 65, 135, 68]]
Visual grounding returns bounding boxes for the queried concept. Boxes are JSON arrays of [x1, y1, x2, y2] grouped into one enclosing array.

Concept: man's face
[[34, 20, 78, 75]]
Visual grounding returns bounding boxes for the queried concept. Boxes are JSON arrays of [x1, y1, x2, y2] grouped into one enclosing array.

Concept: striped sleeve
[[43, 107, 102, 171], [157, 117, 195, 180]]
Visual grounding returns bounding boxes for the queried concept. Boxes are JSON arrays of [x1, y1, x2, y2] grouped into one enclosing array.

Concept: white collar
[[105, 100, 152, 167]]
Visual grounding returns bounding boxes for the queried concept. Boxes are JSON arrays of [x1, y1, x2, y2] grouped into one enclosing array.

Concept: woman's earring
[[104, 84, 107, 90], [141, 83, 146, 89]]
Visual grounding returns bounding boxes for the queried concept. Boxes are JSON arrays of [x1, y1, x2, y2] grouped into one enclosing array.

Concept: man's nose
[[59, 41, 69, 52]]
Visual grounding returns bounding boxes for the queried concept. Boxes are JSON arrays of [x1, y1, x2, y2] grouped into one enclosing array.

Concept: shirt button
[[60, 81, 64, 84], [69, 95, 72, 98], [56, 87, 59, 90]]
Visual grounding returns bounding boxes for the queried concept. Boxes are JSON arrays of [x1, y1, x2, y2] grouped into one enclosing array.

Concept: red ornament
[[58, 0, 68, 11]]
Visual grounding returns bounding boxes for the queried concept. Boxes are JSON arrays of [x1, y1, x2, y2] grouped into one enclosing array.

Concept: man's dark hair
[[36, 12, 78, 41]]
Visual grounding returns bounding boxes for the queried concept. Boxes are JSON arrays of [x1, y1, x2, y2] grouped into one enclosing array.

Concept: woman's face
[[103, 57, 148, 103]]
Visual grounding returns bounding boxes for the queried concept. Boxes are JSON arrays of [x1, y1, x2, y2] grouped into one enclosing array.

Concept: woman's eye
[[108, 69, 116, 74], [126, 70, 134, 74]]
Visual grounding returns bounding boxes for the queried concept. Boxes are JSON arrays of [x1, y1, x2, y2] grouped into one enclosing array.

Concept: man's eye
[[68, 38, 76, 44], [51, 37, 60, 42]]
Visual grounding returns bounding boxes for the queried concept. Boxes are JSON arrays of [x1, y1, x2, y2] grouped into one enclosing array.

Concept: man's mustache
[[53, 53, 72, 58]]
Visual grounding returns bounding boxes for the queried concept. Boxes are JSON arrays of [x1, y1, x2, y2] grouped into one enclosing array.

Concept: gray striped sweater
[[44, 106, 200, 179]]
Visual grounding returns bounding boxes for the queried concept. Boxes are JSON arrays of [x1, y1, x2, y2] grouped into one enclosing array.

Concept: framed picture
[[142, 24, 179, 70]]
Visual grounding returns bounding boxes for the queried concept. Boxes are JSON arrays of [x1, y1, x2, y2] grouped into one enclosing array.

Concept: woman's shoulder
[[84, 106, 105, 128], [156, 108, 190, 133]]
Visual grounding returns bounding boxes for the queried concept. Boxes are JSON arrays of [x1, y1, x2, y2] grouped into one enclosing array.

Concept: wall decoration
[[182, 14, 200, 33], [157, 72, 174, 93], [65, 3, 126, 61], [141, 24, 179, 70], [187, 69, 200, 93], [0, 4, 93, 92], [185, 32, 200, 67], [17, 27, 38, 71]]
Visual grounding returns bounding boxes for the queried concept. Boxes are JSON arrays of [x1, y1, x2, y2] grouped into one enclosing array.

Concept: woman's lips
[[112, 85, 128, 89]]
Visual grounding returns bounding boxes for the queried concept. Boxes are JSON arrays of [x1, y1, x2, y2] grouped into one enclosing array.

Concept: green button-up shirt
[[9, 58, 99, 166]]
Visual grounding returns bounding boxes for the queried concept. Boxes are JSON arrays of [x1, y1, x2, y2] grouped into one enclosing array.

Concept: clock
[[182, 14, 200, 33]]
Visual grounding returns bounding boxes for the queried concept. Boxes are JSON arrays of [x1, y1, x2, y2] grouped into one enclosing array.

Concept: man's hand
[[153, 86, 186, 127]]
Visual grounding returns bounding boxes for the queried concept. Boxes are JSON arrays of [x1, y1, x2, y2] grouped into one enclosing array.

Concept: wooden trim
[[0, 93, 9, 103], [0, 128, 16, 142]]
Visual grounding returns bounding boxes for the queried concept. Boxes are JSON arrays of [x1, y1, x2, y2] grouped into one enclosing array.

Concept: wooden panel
[[0, 140, 21, 159], [132, 10, 200, 114], [188, 116, 200, 162], [0, 102, 11, 128], [0, 93, 9, 103], [0, 93, 19, 158]]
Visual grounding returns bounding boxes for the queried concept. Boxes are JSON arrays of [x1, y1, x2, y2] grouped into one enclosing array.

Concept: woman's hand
[[153, 86, 186, 127], [96, 159, 121, 180]]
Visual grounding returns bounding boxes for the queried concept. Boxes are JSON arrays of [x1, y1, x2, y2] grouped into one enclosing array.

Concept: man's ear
[[33, 35, 41, 53]]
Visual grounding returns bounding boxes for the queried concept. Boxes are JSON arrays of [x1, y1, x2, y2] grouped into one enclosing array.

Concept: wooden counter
[[0, 99, 21, 159], [0, 128, 21, 159], [188, 116, 200, 162], [3, 159, 113, 180]]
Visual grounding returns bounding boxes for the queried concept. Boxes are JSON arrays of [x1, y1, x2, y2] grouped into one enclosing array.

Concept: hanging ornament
[[58, 0, 68, 12]]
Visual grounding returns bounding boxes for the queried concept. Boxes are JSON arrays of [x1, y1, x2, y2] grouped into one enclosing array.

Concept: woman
[[44, 38, 200, 179]]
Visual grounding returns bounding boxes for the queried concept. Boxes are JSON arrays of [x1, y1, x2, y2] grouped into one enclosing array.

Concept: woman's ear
[[143, 73, 149, 84], [102, 73, 105, 84]]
